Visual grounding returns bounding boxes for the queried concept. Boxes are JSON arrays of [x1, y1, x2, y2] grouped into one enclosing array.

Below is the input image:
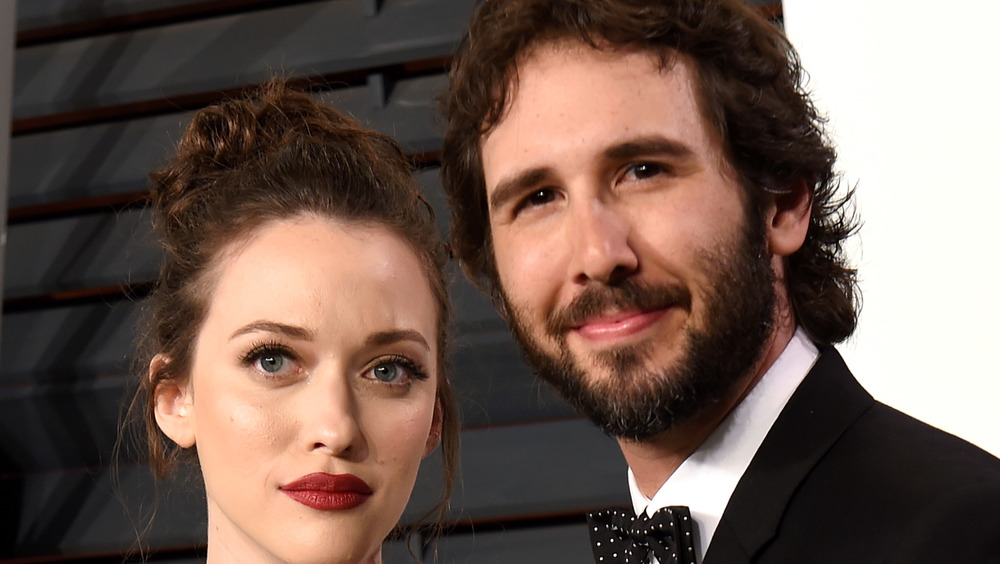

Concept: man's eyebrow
[[230, 321, 315, 341], [365, 329, 431, 352], [488, 137, 697, 212], [488, 167, 551, 212], [603, 136, 697, 162]]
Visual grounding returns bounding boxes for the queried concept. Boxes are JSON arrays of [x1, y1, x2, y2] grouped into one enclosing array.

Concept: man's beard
[[501, 209, 777, 441]]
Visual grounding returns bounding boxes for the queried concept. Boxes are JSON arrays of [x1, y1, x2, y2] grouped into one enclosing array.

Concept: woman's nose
[[301, 373, 367, 460]]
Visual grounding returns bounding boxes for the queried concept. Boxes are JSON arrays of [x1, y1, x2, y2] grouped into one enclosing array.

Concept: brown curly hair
[[440, 0, 859, 345], [126, 80, 457, 531]]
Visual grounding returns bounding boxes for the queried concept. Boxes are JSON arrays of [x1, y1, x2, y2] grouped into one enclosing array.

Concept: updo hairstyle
[[133, 80, 457, 517]]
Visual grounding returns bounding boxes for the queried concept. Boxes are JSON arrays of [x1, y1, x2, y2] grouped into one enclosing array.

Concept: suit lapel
[[702, 347, 874, 562]]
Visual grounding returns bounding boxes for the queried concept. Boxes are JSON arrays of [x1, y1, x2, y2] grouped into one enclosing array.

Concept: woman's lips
[[572, 308, 668, 343], [280, 472, 373, 511]]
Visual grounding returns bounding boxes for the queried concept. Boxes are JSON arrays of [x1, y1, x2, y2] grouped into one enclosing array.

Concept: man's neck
[[618, 319, 797, 498]]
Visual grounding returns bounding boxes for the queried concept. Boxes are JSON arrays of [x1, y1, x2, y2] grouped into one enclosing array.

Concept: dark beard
[[503, 210, 776, 441]]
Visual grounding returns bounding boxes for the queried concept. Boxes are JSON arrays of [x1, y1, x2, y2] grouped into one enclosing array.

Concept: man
[[440, 0, 1000, 562]]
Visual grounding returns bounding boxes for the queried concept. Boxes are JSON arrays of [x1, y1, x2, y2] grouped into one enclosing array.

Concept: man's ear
[[151, 354, 196, 448], [423, 399, 444, 457], [766, 179, 813, 257]]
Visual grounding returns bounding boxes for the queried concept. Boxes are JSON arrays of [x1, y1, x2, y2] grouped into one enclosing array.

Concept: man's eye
[[514, 188, 557, 215], [622, 163, 666, 181]]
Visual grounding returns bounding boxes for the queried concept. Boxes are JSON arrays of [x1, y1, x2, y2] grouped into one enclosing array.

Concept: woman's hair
[[440, 0, 859, 345], [128, 79, 457, 533]]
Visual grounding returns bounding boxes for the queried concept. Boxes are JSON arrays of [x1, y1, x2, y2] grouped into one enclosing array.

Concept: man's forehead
[[514, 38, 683, 84], [486, 38, 691, 138], [483, 41, 705, 146], [479, 42, 733, 196]]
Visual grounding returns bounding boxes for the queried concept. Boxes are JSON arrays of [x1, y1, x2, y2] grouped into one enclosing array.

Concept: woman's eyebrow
[[229, 321, 315, 342], [365, 329, 431, 352]]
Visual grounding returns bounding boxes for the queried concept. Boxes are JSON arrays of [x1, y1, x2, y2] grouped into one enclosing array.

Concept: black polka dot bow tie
[[586, 506, 697, 564]]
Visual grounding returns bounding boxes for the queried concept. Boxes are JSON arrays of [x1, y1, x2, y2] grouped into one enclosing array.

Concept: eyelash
[[620, 162, 668, 182], [512, 188, 558, 216], [240, 343, 429, 387], [368, 354, 431, 386], [509, 162, 669, 217], [241, 340, 298, 373]]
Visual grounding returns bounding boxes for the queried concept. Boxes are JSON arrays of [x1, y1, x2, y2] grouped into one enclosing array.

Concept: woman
[[134, 81, 457, 563]]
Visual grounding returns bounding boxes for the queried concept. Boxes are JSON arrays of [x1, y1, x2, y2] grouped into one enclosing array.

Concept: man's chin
[[579, 338, 682, 380], [531, 356, 692, 438]]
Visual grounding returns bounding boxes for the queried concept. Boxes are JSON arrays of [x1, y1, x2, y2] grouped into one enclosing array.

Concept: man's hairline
[[473, 37, 744, 224], [467, 36, 759, 305]]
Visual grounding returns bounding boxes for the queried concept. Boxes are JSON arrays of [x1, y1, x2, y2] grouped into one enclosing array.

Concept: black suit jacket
[[703, 347, 1000, 563]]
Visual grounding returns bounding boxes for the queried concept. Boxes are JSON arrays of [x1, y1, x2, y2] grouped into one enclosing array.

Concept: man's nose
[[570, 199, 638, 285]]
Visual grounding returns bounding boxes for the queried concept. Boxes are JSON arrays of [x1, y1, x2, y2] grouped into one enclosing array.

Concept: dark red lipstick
[[280, 473, 373, 510]]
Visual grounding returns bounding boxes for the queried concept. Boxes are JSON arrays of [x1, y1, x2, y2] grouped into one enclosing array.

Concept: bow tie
[[586, 506, 697, 564]]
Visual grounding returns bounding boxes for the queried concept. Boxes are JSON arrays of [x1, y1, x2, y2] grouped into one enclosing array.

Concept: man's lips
[[571, 308, 669, 342], [549, 279, 689, 341], [280, 472, 372, 511]]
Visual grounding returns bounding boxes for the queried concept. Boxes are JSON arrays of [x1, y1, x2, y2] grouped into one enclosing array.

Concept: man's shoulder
[[832, 398, 1000, 486], [803, 346, 1000, 482], [785, 345, 1000, 489], [728, 352, 1000, 562], [766, 399, 1000, 561]]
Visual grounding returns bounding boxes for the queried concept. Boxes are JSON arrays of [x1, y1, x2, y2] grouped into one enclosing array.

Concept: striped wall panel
[[2, 1, 781, 561]]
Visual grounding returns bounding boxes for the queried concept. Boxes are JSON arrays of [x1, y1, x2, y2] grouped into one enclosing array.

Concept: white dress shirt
[[628, 328, 819, 563]]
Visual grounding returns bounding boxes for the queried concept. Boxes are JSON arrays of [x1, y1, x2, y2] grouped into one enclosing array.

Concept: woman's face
[[154, 215, 441, 563]]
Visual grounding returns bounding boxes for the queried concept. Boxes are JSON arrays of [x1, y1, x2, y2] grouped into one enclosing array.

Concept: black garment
[[703, 347, 1000, 562]]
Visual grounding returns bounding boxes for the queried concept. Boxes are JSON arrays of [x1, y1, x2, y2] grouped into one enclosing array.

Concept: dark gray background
[[0, 1, 781, 561]]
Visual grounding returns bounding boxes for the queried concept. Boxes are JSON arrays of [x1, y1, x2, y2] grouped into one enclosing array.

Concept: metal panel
[[0, 300, 143, 385], [9, 74, 447, 209], [9, 464, 206, 558], [435, 523, 594, 563], [0, 377, 127, 472], [13, 0, 474, 119], [4, 208, 159, 299], [16, 0, 209, 32], [450, 329, 577, 428], [9, 113, 189, 208], [317, 73, 448, 156], [447, 420, 629, 521], [0, 0, 16, 359]]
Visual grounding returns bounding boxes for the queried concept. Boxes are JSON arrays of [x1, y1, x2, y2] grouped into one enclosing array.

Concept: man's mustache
[[546, 280, 693, 335]]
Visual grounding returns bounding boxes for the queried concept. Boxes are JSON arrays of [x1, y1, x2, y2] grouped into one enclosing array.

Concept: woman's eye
[[365, 356, 429, 386], [372, 362, 404, 383], [257, 353, 287, 374], [242, 343, 298, 378]]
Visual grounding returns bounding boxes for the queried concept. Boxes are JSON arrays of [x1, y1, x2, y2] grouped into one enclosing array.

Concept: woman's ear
[[766, 179, 813, 257], [423, 399, 444, 457], [151, 354, 196, 448]]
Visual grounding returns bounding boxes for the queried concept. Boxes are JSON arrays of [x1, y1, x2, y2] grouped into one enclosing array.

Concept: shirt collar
[[628, 327, 819, 561]]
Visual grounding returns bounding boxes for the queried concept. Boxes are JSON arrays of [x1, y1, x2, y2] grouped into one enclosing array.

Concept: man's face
[[480, 42, 777, 439]]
